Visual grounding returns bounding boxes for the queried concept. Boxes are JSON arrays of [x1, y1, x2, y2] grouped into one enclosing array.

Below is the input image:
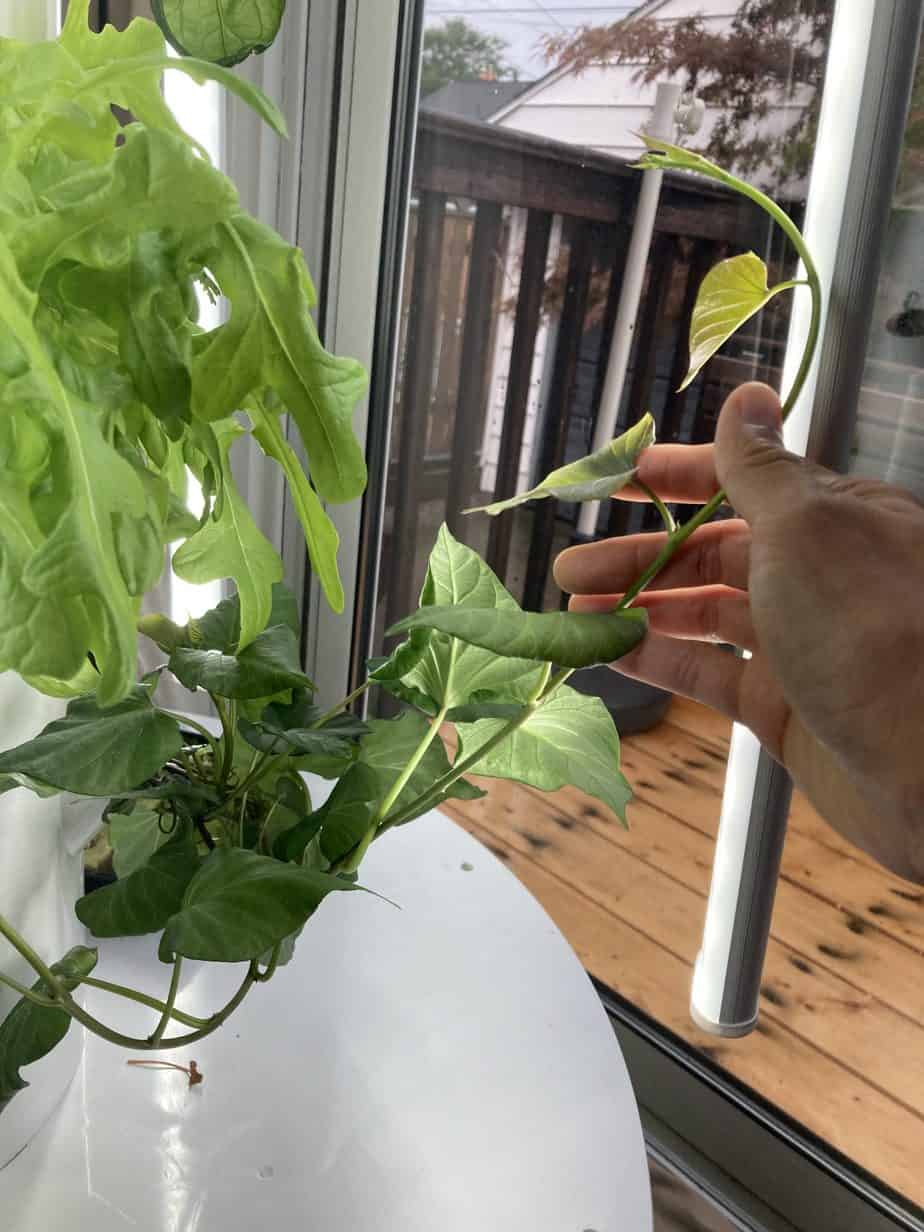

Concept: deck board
[[440, 701, 924, 1208]]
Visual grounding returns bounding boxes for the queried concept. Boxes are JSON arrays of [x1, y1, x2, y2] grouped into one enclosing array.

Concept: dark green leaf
[[75, 833, 199, 938], [152, 0, 286, 67], [457, 686, 632, 824], [0, 947, 97, 1116], [317, 763, 380, 864], [388, 606, 648, 672], [168, 624, 313, 699], [0, 688, 181, 796], [141, 582, 299, 655], [466, 415, 655, 513], [161, 848, 358, 962], [239, 690, 367, 756]]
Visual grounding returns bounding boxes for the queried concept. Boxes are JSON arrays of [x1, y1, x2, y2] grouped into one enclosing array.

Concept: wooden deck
[[441, 697, 924, 1209]]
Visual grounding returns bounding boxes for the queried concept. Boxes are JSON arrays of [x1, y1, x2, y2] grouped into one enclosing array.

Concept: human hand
[[554, 383, 924, 883]]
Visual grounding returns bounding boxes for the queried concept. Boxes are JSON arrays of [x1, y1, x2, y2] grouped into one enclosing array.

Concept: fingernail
[[741, 390, 782, 442]]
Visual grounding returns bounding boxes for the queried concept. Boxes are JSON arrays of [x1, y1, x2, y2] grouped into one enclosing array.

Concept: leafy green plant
[[0, 10, 820, 1109]]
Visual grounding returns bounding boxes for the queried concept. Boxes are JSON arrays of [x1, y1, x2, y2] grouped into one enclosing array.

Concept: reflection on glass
[[376, 1, 924, 1210]]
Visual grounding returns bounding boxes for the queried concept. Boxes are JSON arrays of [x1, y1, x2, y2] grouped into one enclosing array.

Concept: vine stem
[[0, 913, 66, 1001], [380, 668, 571, 833], [162, 712, 220, 760], [148, 957, 182, 1046], [310, 680, 371, 729], [215, 697, 236, 787], [0, 970, 58, 1010], [340, 702, 450, 873], [81, 976, 209, 1029], [614, 176, 823, 612], [60, 964, 259, 1052]]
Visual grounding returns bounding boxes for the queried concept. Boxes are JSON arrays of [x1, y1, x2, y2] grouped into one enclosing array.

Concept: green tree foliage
[[421, 16, 515, 98]]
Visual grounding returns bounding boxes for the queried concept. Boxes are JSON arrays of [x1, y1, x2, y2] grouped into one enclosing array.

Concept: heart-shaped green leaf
[[388, 606, 648, 671], [0, 688, 182, 796], [152, 0, 286, 68], [0, 946, 97, 1116], [160, 848, 358, 962], [372, 525, 546, 715], [168, 624, 313, 699], [109, 808, 174, 878], [239, 689, 367, 756], [467, 415, 655, 514], [458, 686, 632, 824], [680, 252, 800, 390], [75, 833, 199, 938]]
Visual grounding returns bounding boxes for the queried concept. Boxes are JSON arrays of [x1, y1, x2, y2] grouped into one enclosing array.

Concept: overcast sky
[[425, 2, 638, 79]]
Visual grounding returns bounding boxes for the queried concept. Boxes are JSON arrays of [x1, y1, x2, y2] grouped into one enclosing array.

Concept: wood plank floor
[[441, 697, 924, 1209]]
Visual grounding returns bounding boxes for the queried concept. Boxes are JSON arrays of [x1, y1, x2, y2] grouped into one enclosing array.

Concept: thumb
[[714, 382, 814, 525]]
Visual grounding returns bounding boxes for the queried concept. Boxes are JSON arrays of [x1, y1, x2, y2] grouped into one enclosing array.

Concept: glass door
[[353, 1, 924, 1226]]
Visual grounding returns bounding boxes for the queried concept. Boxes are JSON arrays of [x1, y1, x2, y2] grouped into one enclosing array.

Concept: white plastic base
[[0, 675, 99, 1170]]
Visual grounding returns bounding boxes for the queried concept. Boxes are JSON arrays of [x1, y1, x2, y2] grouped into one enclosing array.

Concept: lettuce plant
[[0, 6, 819, 1110]]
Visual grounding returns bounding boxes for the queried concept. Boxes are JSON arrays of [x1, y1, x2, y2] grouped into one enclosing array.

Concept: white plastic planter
[[0, 679, 103, 1167]]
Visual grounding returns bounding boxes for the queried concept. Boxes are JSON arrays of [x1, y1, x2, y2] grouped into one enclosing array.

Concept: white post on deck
[[576, 81, 682, 538]]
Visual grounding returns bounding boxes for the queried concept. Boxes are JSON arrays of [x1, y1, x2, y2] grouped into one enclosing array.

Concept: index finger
[[619, 442, 720, 504]]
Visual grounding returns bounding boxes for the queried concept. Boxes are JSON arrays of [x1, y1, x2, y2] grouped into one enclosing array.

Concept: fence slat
[[385, 190, 447, 631], [485, 208, 553, 581], [446, 200, 504, 539], [522, 220, 595, 611], [660, 239, 720, 441]]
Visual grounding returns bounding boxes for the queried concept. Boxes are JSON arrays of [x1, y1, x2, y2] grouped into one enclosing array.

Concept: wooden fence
[[381, 110, 801, 631]]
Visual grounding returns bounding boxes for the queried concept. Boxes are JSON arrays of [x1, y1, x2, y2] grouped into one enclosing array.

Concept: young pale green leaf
[[248, 395, 344, 612], [191, 215, 367, 505], [152, 0, 286, 67], [168, 623, 313, 700], [171, 420, 284, 650], [160, 848, 358, 962], [680, 252, 800, 391], [0, 947, 98, 1116], [0, 688, 182, 796], [109, 808, 175, 879], [373, 525, 546, 714], [457, 686, 632, 824], [388, 606, 648, 672], [359, 713, 483, 824], [75, 834, 199, 938], [467, 415, 655, 514]]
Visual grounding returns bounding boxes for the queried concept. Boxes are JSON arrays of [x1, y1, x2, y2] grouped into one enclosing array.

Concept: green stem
[[0, 971, 58, 1010], [310, 681, 371, 728], [61, 963, 258, 1052], [162, 712, 219, 760], [253, 943, 280, 984], [615, 191, 822, 611], [148, 958, 182, 1047], [215, 697, 236, 787], [380, 672, 570, 833], [635, 480, 676, 533], [0, 914, 66, 1001], [81, 976, 210, 1029]]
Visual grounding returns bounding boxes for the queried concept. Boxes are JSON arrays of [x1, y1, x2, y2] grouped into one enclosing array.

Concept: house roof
[[421, 79, 534, 124], [486, 0, 675, 124]]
